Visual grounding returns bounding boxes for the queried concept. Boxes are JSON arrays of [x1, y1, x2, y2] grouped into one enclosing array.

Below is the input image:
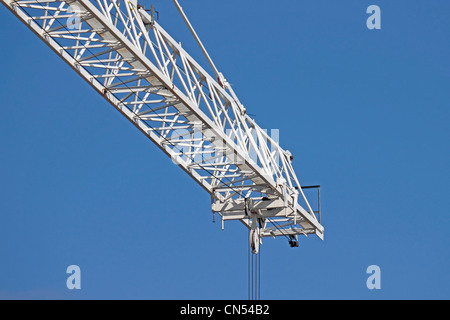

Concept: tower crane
[[0, 0, 324, 257]]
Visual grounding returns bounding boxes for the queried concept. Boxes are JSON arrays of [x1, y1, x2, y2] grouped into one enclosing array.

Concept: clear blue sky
[[0, 0, 449, 299]]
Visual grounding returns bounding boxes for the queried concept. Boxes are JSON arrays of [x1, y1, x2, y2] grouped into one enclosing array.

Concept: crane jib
[[0, 0, 324, 248]]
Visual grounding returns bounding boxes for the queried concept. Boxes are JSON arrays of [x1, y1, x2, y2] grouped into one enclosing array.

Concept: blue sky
[[0, 0, 449, 299]]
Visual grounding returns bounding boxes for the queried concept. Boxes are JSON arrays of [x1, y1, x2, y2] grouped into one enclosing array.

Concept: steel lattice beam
[[0, 0, 324, 244]]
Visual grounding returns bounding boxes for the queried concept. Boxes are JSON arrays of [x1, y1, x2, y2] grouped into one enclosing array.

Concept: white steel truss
[[1, 0, 324, 250]]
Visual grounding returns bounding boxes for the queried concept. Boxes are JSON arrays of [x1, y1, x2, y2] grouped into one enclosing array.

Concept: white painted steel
[[0, 0, 324, 244]]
